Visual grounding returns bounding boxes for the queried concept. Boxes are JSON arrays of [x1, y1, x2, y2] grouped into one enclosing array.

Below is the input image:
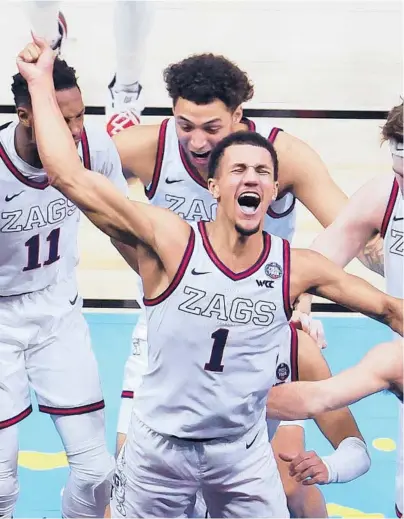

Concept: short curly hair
[[11, 58, 79, 108], [382, 101, 403, 143], [164, 53, 254, 111]]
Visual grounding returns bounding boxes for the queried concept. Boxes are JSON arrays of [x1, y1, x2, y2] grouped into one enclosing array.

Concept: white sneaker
[[106, 76, 145, 136]]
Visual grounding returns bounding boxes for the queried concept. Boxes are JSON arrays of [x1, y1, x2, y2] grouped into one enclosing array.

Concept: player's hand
[[291, 311, 327, 349], [16, 34, 55, 84], [279, 451, 330, 485]]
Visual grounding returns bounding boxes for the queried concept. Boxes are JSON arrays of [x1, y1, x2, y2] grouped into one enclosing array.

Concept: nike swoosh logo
[[165, 178, 184, 184], [246, 432, 259, 449], [191, 268, 210, 275], [393, 216, 404, 222], [5, 191, 24, 202], [69, 293, 78, 306]]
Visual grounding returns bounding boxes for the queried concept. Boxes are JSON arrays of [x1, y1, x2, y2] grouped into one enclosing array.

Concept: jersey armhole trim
[[282, 239, 293, 321], [0, 141, 48, 190], [289, 322, 299, 381], [81, 127, 91, 170], [143, 226, 195, 306], [145, 118, 169, 200], [380, 179, 399, 238]]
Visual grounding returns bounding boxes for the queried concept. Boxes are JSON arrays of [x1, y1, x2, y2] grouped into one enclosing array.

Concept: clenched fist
[[16, 34, 56, 84]]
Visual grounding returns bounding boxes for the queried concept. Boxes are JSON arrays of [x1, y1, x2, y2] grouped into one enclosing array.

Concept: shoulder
[[113, 121, 164, 153], [347, 173, 395, 232], [82, 122, 116, 152]]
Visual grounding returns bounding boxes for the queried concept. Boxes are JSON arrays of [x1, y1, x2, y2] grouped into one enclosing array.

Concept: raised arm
[[17, 37, 189, 268], [290, 248, 403, 336], [267, 340, 402, 420]]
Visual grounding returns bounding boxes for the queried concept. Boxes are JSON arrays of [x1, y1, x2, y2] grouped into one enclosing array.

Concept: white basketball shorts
[[111, 413, 289, 518], [0, 274, 104, 429]]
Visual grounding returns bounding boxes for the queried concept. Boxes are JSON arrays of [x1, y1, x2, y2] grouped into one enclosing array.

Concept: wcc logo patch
[[265, 262, 283, 280]]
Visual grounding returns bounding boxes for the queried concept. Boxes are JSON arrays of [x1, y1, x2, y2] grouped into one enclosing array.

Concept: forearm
[[28, 77, 83, 185], [268, 370, 369, 421], [310, 229, 359, 268], [267, 382, 322, 420], [321, 436, 371, 484]]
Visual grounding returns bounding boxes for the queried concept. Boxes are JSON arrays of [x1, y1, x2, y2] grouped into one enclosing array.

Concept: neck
[[205, 217, 264, 272], [15, 124, 43, 169]]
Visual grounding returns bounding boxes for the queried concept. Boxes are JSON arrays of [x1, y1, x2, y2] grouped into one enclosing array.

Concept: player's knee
[[284, 479, 325, 519], [0, 465, 19, 516], [283, 475, 310, 513], [282, 472, 303, 503], [67, 439, 115, 502]]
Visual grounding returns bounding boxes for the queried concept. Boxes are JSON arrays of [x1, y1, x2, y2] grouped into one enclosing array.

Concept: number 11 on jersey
[[204, 328, 229, 373], [23, 228, 61, 271]]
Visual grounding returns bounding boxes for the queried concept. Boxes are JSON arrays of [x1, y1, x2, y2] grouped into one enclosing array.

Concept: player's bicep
[[281, 133, 347, 227], [112, 124, 158, 185]]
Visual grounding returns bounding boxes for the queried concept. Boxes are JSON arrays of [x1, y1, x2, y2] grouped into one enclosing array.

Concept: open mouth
[[190, 150, 211, 160], [237, 192, 261, 214]]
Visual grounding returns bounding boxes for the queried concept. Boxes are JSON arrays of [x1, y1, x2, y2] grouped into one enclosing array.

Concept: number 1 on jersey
[[204, 328, 229, 373]]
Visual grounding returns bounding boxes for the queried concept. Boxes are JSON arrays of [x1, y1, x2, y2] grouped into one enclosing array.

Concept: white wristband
[[321, 436, 371, 483]]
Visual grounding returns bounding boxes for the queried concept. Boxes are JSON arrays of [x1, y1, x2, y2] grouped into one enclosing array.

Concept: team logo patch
[[265, 262, 283, 280], [276, 362, 290, 381]]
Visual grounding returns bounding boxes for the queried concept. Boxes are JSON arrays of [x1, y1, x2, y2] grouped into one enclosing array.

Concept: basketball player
[[16, 37, 403, 516], [24, 1, 153, 132], [0, 57, 128, 517], [290, 101, 403, 517], [111, 52, 375, 516]]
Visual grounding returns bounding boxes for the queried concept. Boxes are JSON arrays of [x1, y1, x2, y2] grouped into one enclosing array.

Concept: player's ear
[[208, 177, 220, 200], [17, 106, 33, 128], [232, 105, 243, 124], [272, 181, 279, 201]]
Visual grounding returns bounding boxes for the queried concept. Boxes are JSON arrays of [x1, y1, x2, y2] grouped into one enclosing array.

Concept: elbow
[[306, 393, 329, 418], [386, 297, 403, 336], [43, 153, 84, 189], [306, 405, 322, 420]]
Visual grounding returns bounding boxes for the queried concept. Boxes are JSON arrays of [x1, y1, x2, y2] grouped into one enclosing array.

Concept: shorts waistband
[[170, 435, 219, 443]]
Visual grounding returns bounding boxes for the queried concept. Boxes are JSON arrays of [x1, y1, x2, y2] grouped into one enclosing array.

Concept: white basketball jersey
[[133, 221, 293, 438], [380, 177, 403, 516], [146, 117, 296, 241], [0, 121, 127, 296], [133, 117, 297, 335], [266, 324, 299, 440]]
